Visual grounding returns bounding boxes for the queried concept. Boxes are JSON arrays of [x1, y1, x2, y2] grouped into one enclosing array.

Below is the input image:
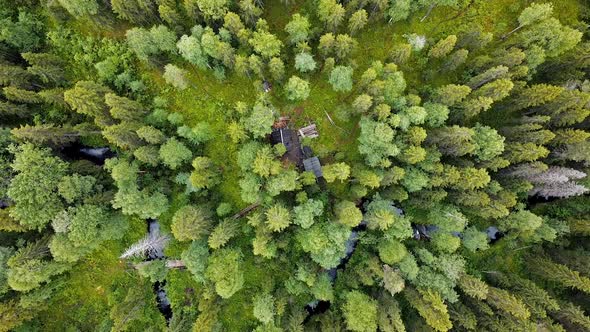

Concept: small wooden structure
[[298, 124, 319, 138], [303, 156, 323, 178]]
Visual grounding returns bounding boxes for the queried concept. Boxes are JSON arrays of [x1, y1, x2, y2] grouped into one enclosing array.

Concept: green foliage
[[378, 239, 407, 264], [342, 291, 377, 332], [181, 240, 209, 283], [253, 293, 275, 324], [190, 156, 220, 189], [297, 221, 351, 269], [328, 66, 353, 92], [285, 14, 310, 44], [294, 53, 316, 73], [293, 199, 323, 229], [334, 201, 362, 227], [244, 102, 274, 138], [429, 35, 457, 58], [265, 203, 291, 232], [0, 10, 45, 52], [2, 2, 590, 330], [249, 30, 282, 58], [285, 76, 310, 101], [358, 116, 398, 167], [171, 205, 212, 241], [163, 64, 190, 90], [7, 144, 67, 229], [404, 287, 452, 332], [57, 0, 98, 18], [137, 260, 168, 283], [205, 248, 244, 298], [462, 227, 489, 252], [159, 137, 193, 169], [317, 0, 345, 31]]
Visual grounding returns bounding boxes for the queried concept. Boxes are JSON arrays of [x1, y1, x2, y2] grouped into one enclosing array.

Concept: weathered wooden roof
[[303, 157, 323, 178], [299, 123, 319, 138], [270, 128, 304, 166]]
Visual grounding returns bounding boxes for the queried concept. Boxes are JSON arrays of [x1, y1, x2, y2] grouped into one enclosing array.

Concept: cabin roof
[[270, 128, 303, 166], [303, 156, 323, 178]]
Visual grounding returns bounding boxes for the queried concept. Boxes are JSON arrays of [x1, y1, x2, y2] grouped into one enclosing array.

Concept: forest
[[0, 0, 589, 331]]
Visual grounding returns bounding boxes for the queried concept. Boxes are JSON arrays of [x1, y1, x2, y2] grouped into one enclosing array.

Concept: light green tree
[[171, 205, 212, 241], [284, 14, 310, 44], [294, 53, 316, 73], [159, 137, 192, 170], [265, 204, 291, 232], [285, 76, 310, 101], [163, 64, 189, 90], [205, 248, 244, 298], [342, 291, 378, 332], [334, 201, 362, 228], [7, 144, 67, 230], [329, 66, 353, 92], [253, 293, 275, 324]]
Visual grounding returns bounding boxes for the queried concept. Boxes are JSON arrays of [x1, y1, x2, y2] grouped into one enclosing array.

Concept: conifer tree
[[528, 256, 590, 294]]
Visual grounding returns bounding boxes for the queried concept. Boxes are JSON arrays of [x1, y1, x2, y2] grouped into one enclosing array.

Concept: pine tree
[[492, 273, 559, 318], [253, 293, 275, 324], [553, 301, 590, 331], [504, 142, 549, 163], [268, 57, 285, 81], [64, 80, 114, 127], [285, 76, 310, 101], [159, 137, 192, 170], [486, 287, 531, 320], [284, 13, 310, 45], [342, 291, 378, 332], [171, 205, 212, 242], [329, 66, 354, 92], [265, 204, 291, 232], [458, 274, 488, 300], [348, 10, 368, 35], [467, 65, 509, 89], [429, 35, 457, 59], [10, 124, 87, 146], [57, 0, 99, 18], [163, 64, 190, 90], [317, 0, 345, 31], [528, 256, 590, 294], [205, 248, 244, 298], [427, 126, 476, 157], [102, 122, 143, 150], [2, 86, 43, 104], [404, 287, 452, 332], [502, 2, 554, 39], [208, 219, 239, 249], [377, 293, 406, 332], [382, 265, 405, 296], [110, 0, 159, 25], [448, 302, 477, 330], [7, 144, 67, 230], [105, 93, 146, 122], [442, 49, 469, 71]]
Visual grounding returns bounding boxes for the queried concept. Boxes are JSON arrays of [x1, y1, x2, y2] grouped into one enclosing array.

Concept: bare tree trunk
[[501, 25, 523, 40], [166, 260, 186, 269], [231, 203, 260, 219], [421, 4, 437, 22]]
